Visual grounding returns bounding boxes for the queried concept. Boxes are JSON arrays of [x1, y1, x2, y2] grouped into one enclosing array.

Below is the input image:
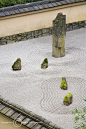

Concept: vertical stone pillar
[[52, 13, 66, 58]]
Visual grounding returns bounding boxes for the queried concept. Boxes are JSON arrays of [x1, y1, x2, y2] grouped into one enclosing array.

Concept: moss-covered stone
[[60, 77, 68, 90], [12, 58, 21, 70], [63, 93, 73, 106], [41, 58, 48, 69]]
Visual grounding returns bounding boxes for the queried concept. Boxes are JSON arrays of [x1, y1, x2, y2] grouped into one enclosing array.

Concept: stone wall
[[0, 20, 86, 45]]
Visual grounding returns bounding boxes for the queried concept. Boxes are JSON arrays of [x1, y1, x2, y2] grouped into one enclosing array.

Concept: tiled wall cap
[[0, 0, 85, 17]]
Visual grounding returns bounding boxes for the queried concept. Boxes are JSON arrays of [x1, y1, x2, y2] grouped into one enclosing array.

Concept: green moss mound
[[43, 58, 48, 64], [63, 93, 73, 106], [64, 93, 72, 102], [60, 77, 68, 90]]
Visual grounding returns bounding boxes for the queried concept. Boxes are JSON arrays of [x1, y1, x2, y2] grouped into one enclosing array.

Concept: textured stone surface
[[52, 12, 66, 58], [0, 107, 10, 114], [22, 118, 31, 125], [0, 104, 5, 111], [5, 109, 15, 117], [63, 93, 73, 106], [60, 77, 68, 90], [26, 121, 37, 128], [41, 58, 48, 69], [32, 124, 42, 129], [11, 112, 21, 119], [16, 115, 25, 122], [12, 58, 21, 70]]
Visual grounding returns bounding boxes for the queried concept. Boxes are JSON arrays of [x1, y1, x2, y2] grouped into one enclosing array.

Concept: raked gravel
[[0, 28, 86, 129]]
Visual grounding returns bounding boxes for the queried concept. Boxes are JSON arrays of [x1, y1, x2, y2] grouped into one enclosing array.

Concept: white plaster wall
[[0, 2, 86, 37]]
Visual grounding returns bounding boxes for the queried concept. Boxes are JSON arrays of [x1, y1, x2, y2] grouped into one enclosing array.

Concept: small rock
[[63, 93, 73, 106], [12, 58, 21, 70], [41, 58, 48, 69], [60, 77, 68, 90]]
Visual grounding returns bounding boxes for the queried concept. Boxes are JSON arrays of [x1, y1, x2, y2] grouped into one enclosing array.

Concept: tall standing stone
[[52, 13, 66, 58]]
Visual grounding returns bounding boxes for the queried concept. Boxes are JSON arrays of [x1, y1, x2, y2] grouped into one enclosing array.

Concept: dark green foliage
[[0, 0, 42, 8], [72, 99, 86, 129]]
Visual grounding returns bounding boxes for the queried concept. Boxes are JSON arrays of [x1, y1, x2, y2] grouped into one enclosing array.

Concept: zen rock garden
[[11, 13, 73, 106], [12, 58, 21, 70]]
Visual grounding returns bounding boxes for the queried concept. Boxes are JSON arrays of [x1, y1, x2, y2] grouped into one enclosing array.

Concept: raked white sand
[[0, 28, 86, 129]]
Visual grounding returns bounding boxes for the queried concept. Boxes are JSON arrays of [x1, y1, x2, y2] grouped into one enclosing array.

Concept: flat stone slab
[[22, 118, 31, 125], [11, 112, 21, 120], [5, 109, 15, 117], [0, 107, 10, 114]]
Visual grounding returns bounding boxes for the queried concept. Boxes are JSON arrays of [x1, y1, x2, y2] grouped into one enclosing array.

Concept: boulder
[[12, 58, 21, 70], [60, 77, 68, 90], [63, 93, 73, 106], [41, 58, 48, 69]]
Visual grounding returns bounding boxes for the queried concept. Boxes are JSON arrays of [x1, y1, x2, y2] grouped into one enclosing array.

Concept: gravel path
[[0, 28, 86, 129]]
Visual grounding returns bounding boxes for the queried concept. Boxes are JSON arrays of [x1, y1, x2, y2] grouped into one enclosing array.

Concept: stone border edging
[[0, 20, 86, 45], [0, 95, 63, 129]]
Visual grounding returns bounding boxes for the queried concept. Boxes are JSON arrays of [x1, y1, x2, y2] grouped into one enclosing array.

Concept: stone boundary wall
[[0, 20, 86, 45]]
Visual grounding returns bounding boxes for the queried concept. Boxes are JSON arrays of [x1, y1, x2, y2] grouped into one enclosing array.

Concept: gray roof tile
[[65, 0, 72, 3], [60, 1, 68, 4], [23, 7, 30, 12], [18, 8, 25, 13], [52, 2, 58, 7], [33, 6, 39, 11], [8, 10, 15, 15], [13, 9, 20, 14], [37, 5, 44, 10], [48, 3, 54, 8], [3, 11, 10, 16], [56, 2, 63, 6], [70, 0, 76, 2], [28, 7, 35, 11], [0, 12, 6, 17], [43, 4, 49, 9]]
